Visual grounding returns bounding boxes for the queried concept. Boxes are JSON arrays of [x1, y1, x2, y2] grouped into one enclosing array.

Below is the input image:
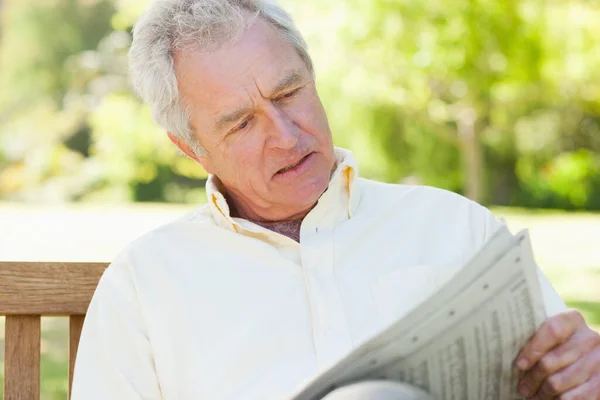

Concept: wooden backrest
[[0, 262, 108, 400]]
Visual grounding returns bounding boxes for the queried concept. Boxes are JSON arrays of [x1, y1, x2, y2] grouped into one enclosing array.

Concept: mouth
[[276, 152, 313, 175]]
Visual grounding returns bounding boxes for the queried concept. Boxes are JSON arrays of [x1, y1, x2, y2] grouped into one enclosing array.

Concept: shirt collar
[[205, 147, 360, 235]]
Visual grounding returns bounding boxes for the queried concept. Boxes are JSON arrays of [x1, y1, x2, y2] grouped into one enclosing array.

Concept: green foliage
[[0, 0, 115, 105], [516, 149, 600, 209], [288, 0, 600, 207], [1, 0, 599, 208], [0, 0, 207, 203]]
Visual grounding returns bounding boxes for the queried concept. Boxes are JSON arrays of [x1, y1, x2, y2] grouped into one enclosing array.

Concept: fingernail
[[517, 358, 529, 370], [519, 383, 530, 397]]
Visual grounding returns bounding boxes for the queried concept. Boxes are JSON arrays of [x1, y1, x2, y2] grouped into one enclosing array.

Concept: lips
[[276, 153, 311, 174]]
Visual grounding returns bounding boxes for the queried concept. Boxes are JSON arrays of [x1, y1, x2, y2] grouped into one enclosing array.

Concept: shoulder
[[356, 179, 502, 248], [100, 203, 219, 280], [358, 178, 489, 214], [125, 203, 214, 251], [358, 178, 475, 209]]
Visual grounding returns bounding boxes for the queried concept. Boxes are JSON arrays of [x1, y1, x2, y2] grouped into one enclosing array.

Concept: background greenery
[[1, 0, 599, 208], [0, 0, 599, 399]]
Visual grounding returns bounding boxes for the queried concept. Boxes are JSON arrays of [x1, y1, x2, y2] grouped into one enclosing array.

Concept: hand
[[515, 310, 600, 399]]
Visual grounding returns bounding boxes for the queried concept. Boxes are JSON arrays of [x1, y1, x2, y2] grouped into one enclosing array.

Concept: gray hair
[[128, 0, 314, 156]]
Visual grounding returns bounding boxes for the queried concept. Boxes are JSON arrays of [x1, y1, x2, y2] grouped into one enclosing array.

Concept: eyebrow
[[213, 71, 305, 132], [268, 70, 304, 97], [214, 107, 253, 132]]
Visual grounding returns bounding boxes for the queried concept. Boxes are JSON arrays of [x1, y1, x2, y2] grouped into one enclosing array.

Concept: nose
[[265, 105, 299, 150]]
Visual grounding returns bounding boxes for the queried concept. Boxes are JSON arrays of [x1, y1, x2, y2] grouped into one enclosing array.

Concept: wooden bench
[[0, 261, 108, 400]]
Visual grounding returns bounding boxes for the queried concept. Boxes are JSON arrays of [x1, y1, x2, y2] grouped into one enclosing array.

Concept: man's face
[[173, 18, 335, 221]]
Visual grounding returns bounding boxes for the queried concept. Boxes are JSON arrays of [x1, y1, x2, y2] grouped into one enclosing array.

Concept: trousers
[[321, 381, 435, 400]]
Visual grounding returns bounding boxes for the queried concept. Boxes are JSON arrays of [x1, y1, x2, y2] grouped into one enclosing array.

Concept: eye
[[278, 88, 301, 101], [235, 116, 253, 132]]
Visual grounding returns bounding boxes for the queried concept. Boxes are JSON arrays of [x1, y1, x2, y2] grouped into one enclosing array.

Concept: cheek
[[224, 139, 265, 177]]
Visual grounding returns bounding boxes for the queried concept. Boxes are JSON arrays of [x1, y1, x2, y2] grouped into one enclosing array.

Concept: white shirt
[[71, 148, 566, 400]]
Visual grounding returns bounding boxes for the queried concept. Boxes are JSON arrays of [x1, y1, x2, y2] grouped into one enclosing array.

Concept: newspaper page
[[292, 226, 547, 400]]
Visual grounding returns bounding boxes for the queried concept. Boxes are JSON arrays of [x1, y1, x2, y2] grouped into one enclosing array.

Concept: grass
[[0, 204, 598, 399]]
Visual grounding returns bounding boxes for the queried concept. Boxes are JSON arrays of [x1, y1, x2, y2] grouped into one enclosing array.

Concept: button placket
[[300, 222, 353, 369]]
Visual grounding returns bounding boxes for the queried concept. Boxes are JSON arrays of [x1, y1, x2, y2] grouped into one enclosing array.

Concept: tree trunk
[[458, 107, 485, 203]]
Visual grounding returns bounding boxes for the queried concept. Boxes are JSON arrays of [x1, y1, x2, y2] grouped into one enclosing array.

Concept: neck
[[230, 199, 314, 223], [228, 199, 310, 242], [254, 218, 303, 242]]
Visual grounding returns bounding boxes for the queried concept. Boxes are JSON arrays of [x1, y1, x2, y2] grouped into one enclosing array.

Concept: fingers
[[557, 371, 600, 400], [534, 346, 600, 399], [518, 329, 600, 398], [516, 310, 585, 371]]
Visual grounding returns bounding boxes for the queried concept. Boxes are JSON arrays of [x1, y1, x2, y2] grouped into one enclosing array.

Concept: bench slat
[[0, 262, 107, 315], [4, 315, 41, 400], [68, 315, 85, 399]]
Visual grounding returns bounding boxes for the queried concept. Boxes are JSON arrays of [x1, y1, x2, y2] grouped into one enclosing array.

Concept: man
[[71, 0, 600, 399]]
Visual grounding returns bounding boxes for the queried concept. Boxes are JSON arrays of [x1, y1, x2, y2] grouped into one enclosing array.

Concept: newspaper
[[292, 226, 547, 400]]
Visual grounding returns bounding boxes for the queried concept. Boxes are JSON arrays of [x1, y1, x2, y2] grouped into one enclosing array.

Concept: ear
[[167, 132, 216, 174]]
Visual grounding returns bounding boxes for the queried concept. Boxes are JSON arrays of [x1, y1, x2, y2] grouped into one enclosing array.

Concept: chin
[[272, 154, 333, 208], [295, 174, 330, 205]]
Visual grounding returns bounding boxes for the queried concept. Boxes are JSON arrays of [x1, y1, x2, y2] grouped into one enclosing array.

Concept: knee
[[321, 380, 435, 400]]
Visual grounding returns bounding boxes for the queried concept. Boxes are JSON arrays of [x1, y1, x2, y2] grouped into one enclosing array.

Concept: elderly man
[[71, 0, 600, 399]]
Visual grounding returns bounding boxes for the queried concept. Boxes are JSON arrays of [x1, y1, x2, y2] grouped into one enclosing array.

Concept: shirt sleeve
[[70, 255, 163, 399], [474, 202, 569, 318]]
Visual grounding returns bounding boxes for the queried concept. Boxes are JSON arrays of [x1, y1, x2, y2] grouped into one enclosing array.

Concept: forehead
[[173, 18, 307, 116]]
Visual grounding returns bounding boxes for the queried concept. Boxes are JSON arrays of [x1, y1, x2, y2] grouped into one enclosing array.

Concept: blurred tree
[[0, 0, 116, 201], [285, 0, 600, 208], [1, 0, 599, 209], [0, 0, 208, 203]]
